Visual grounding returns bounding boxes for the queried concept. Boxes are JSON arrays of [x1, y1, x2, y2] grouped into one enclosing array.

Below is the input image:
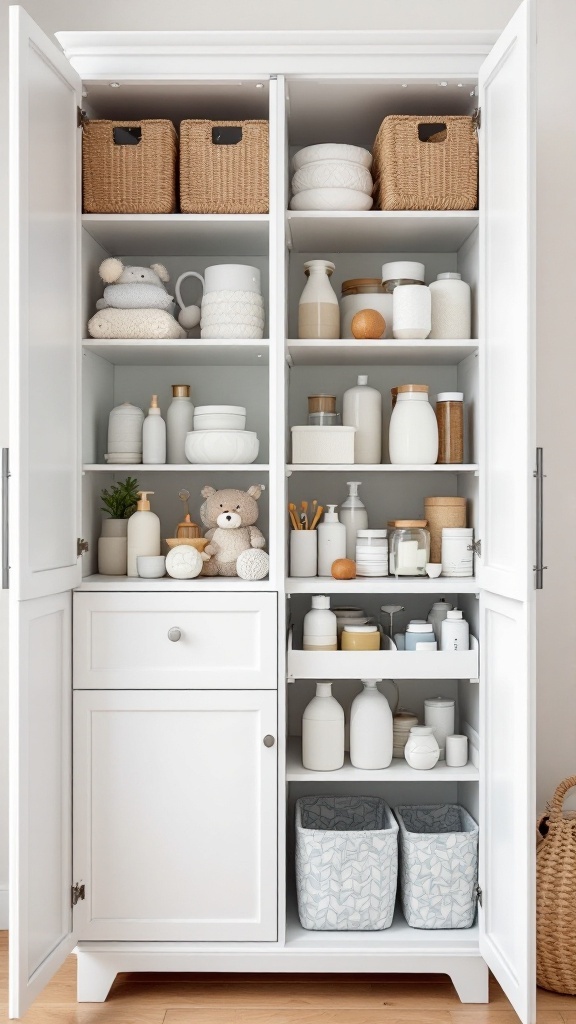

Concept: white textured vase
[[404, 726, 440, 770], [98, 518, 128, 575]]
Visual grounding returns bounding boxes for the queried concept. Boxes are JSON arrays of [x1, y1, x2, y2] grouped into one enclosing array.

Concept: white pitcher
[[175, 264, 261, 329]]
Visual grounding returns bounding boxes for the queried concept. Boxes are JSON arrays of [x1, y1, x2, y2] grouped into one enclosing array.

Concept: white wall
[[1, 0, 573, 930]]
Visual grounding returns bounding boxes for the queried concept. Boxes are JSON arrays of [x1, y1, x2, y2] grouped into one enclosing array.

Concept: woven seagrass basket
[[180, 120, 269, 214], [537, 776, 576, 993], [372, 115, 478, 211], [82, 119, 178, 213]]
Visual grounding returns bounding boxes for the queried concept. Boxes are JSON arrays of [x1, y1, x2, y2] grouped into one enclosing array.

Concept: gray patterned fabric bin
[[295, 796, 398, 931], [395, 804, 479, 930]]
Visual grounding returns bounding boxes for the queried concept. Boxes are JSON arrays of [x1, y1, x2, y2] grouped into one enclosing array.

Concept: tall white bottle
[[303, 595, 338, 652], [440, 609, 470, 651], [127, 491, 161, 576], [317, 505, 346, 577], [342, 375, 382, 464], [302, 682, 345, 771], [350, 679, 393, 769], [167, 384, 194, 464], [142, 394, 167, 465], [339, 480, 369, 559]]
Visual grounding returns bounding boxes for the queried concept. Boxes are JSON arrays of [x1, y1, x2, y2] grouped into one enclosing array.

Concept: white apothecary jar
[[429, 272, 471, 339], [388, 384, 439, 465]]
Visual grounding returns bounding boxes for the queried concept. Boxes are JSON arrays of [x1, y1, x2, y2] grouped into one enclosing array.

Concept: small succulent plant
[[100, 477, 140, 519]]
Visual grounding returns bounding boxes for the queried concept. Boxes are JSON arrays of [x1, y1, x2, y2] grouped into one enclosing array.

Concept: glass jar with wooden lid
[[340, 278, 392, 339], [436, 391, 464, 463], [388, 520, 430, 577]]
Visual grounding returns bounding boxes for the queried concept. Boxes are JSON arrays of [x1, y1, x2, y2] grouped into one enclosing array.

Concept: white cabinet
[[73, 689, 278, 941], [8, 4, 537, 1023]]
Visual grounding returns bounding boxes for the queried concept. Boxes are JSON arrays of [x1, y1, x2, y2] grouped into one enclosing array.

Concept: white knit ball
[[165, 545, 204, 580], [178, 304, 201, 329], [236, 548, 269, 581]]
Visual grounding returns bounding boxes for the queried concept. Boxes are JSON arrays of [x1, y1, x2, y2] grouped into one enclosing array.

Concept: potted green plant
[[98, 476, 140, 576]]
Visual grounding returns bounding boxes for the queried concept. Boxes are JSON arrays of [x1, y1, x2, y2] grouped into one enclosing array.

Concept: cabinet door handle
[[534, 447, 547, 590], [167, 627, 182, 642], [263, 735, 275, 747]]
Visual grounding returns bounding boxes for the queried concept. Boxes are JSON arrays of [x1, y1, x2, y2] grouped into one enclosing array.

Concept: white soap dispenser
[[350, 679, 393, 769], [342, 374, 382, 464], [302, 682, 345, 771], [317, 505, 346, 577], [143, 394, 167, 465], [339, 481, 369, 559], [127, 490, 161, 576]]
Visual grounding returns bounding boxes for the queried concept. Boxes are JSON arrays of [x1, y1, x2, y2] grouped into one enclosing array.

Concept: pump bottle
[[317, 505, 346, 577], [127, 491, 161, 576], [339, 481, 369, 559], [143, 394, 167, 465]]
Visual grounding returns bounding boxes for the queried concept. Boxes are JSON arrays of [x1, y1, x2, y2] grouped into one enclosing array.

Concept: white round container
[[446, 734, 469, 768], [429, 272, 471, 339], [349, 680, 393, 769], [293, 143, 372, 171], [404, 726, 440, 770], [342, 375, 382, 464], [340, 288, 393, 339], [107, 402, 144, 454], [355, 529, 388, 577], [424, 697, 455, 760], [382, 261, 425, 289], [388, 385, 439, 465], [440, 610, 470, 651], [193, 405, 246, 431], [136, 555, 166, 579], [302, 682, 345, 772], [442, 527, 474, 577], [392, 284, 431, 339], [292, 159, 373, 196], [185, 430, 259, 465], [290, 529, 318, 577], [303, 596, 337, 651]]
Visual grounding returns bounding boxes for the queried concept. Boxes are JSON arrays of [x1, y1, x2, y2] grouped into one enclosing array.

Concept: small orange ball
[[351, 308, 386, 340], [331, 558, 357, 580]]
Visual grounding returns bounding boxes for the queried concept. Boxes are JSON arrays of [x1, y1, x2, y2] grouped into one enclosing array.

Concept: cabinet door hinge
[[77, 538, 89, 557], [472, 107, 481, 130], [476, 883, 483, 907], [471, 538, 481, 558], [2, 448, 9, 590], [71, 882, 85, 906], [77, 107, 88, 128]]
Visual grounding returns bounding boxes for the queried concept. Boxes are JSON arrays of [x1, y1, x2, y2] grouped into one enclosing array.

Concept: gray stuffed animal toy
[[96, 258, 173, 311]]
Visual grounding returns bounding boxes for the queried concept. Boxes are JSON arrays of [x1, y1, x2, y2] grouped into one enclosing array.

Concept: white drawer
[[73, 592, 277, 689]]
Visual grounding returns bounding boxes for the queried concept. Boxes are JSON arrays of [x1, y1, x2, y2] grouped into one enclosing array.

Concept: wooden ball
[[351, 308, 386, 340], [331, 558, 357, 580]]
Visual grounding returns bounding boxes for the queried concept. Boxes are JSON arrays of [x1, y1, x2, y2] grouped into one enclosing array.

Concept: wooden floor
[[0, 933, 574, 1024]]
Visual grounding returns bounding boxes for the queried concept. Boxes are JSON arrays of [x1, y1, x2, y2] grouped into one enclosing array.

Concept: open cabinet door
[[9, 7, 82, 1017], [477, 2, 536, 1023]]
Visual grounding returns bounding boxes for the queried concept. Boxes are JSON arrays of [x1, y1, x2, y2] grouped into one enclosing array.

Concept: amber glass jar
[[436, 391, 464, 464]]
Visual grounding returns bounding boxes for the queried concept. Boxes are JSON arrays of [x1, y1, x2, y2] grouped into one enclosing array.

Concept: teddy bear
[[88, 258, 186, 340], [200, 484, 269, 579]]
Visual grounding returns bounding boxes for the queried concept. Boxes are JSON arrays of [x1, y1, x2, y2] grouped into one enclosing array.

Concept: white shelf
[[286, 576, 479, 595], [77, 574, 275, 592], [287, 464, 478, 473], [287, 340, 478, 367], [81, 213, 269, 257], [83, 464, 270, 472], [286, 899, 479, 953], [287, 634, 479, 682], [83, 339, 269, 367], [286, 738, 478, 782], [287, 211, 479, 254]]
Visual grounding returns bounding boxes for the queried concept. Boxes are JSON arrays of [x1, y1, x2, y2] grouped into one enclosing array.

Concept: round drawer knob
[[167, 627, 182, 643], [263, 735, 275, 748]]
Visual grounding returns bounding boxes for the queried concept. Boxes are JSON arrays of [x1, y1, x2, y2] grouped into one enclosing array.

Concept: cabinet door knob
[[263, 735, 275, 747], [168, 627, 182, 642]]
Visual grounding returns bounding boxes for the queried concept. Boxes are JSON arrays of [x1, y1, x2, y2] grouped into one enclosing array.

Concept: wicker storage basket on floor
[[537, 776, 576, 993], [372, 115, 478, 211], [180, 120, 269, 213], [82, 119, 178, 213]]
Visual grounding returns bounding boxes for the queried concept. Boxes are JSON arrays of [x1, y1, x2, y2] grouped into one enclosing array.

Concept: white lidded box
[[291, 425, 356, 464]]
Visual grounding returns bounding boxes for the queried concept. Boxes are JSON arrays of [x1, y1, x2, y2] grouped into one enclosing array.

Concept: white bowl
[[193, 405, 247, 431], [426, 563, 443, 578], [137, 555, 166, 579], [292, 160, 373, 196], [289, 188, 373, 212], [292, 144, 372, 172], [185, 429, 260, 465]]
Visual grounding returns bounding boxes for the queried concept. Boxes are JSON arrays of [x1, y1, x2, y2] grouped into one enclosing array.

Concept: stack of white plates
[[355, 531, 389, 577], [290, 143, 374, 211]]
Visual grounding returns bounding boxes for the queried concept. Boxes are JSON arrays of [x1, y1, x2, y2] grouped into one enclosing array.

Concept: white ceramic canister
[[339, 278, 393, 339], [392, 284, 431, 340], [342, 375, 382, 464], [98, 518, 128, 575], [303, 595, 337, 651], [442, 527, 474, 577], [440, 609, 470, 651], [446, 734, 469, 768], [298, 260, 340, 340], [349, 679, 393, 769], [340, 481, 369, 559], [388, 384, 439, 465], [355, 529, 388, 577], [167, 385, 194, 464], [424, 696, 455, 760], [142, 394, 166, 465], [427, 599, 453, 642], [302, 682, 345, 771], [404, 726, 440, 770], [290, 529, 318, 577], [107, 402, 144, 455], [429, 272, 471, 340], [317, 505, 346, 576]]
